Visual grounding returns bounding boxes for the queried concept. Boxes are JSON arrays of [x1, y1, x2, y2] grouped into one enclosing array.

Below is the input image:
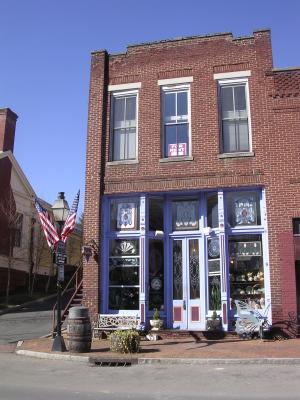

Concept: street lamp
[[51, 192, 69, 352]]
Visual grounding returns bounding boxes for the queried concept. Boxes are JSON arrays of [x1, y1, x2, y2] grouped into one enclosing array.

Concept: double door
[[172, 237, 204, 330]]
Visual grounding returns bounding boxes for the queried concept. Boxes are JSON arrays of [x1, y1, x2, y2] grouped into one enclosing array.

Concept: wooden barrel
[[67, 307, 91, 353]]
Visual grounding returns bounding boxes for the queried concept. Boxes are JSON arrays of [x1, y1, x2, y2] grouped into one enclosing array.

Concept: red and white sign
[[168, 143, 187, 157]]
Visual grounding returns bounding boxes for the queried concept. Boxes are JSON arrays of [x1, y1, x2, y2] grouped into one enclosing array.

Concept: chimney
[[0, 108, 18, 153]]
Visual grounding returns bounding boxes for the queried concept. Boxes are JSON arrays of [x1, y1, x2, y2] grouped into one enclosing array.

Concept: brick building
[[83, 29, 300, 335]]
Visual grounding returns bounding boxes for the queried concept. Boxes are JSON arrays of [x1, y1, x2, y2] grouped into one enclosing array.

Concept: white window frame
[[109, 89, 139, 162], [161, 84, 192, 159], [217, 77, 252, 155]]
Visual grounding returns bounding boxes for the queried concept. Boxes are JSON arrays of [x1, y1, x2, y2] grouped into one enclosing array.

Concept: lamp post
[[51, 192, 69, 352]]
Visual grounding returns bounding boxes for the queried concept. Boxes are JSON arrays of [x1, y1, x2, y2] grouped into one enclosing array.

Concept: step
[[158, 330, 240, 341]]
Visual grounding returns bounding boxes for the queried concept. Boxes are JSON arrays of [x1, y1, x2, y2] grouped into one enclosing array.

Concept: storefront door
[[172, 238, 203, 330]]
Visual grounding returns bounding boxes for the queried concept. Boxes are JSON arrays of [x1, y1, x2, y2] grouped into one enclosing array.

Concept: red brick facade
[[83, 30, 300, 334]]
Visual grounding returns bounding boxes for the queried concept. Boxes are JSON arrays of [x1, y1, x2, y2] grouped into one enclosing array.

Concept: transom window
[[111, 92, 137, 161], [219, 82, 250, 153], [162, 86, 190, 158]]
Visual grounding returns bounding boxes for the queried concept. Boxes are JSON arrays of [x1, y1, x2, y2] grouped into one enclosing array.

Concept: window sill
[[218, 152, 255, 159], [159, 156, 194, 163], [106, 160, 139, 166]]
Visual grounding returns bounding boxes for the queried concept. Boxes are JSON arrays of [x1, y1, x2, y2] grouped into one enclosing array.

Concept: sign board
[[168, 143, 187, 157], [56, 240, 65, 282]]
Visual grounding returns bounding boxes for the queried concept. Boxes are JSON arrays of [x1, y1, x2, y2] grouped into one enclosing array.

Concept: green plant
[[206, 310, 221, 331], [152, 308, 160, 320], [211, 310, 218, 320], [110, 330, 140, 354]]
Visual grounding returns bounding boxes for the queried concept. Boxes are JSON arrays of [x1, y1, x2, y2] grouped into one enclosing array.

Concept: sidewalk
[[14, 335, 300, 365]]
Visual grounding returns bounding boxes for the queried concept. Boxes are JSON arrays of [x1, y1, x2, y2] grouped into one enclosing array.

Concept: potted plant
[[149, 309, 163, 331], [206, 310, 221, 331], [110, 330, 140, 354]]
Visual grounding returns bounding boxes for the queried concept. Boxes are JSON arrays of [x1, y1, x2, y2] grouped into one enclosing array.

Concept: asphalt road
[[1, 353, 300, 400], [0, 294, 70, 344]]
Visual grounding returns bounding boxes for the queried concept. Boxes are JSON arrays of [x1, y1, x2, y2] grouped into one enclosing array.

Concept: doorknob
[[183, 300, 186, 310]]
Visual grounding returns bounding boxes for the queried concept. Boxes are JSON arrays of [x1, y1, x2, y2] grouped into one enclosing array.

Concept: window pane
[[229, 235, 265, 310], [109, 287, 139, 310], [109, 266, 139, 285], [234, 85, 246, 112], [189, 239, 200, 299], [165, 125, 177, 157], [207, 237, 221, 311], [227, 191, 261, 227], [113, 130, 125, 160], [149, 198, 164, 231], [126, 128, 136, 159], [114, 98, 125, 129], [149, 240, 164, 310], [125, 96, 136, 128], [222, 121, 237, 152], [221, 86, 234, 118], [173, 240, 183, 299], [293, 219, 300, 235], [177, 124, 189, 146], [164, 92, 176, 120], [172, 200, 199, 231], [237, 120, 249, 151], [207, 194, 218, 228], [110, 201, 140, 231], [177, 91, 188, 118]]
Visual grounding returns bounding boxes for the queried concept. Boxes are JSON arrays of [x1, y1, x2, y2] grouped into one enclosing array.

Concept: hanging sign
[[56, 240, 65, 282]]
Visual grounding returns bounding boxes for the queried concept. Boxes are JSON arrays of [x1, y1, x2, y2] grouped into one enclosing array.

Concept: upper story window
[[214, 71, 251, 155], [110, 90, 138, 161], [162, 86, 190, 158]]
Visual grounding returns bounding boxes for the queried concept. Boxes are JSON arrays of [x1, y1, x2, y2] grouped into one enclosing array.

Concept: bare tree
[[0, 189, 18, 304]]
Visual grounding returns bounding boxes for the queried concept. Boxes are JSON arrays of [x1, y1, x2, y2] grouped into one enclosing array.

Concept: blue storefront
[[100, 188, 271, 331]]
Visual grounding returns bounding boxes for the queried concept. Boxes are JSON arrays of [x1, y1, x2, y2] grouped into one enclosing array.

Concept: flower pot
[[206, 318, 221, 331], [149, 319, 163, 331]]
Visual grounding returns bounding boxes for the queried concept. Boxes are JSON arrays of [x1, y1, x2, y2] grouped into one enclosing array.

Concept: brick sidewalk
[[18, 336, 300, 360]]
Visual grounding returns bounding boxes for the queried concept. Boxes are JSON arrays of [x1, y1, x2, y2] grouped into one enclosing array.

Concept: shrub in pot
[[206, 310, 221, 331], [149, 309, 164, 331], [110, 330, 140, 353]]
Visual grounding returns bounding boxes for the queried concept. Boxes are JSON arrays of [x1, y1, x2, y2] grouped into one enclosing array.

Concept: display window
[[229, 235, 265, 310], [108, 239, 140, 310]]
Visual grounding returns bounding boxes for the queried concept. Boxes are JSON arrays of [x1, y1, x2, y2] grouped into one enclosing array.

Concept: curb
[[16, 349, 89, 363], [15, 350, 300, 365]]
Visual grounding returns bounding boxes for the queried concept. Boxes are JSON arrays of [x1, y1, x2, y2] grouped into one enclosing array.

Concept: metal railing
[[52, 260, 83, 337]]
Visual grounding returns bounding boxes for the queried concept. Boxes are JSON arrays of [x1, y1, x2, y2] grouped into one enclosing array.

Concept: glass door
[[172, 238, 202, 330]]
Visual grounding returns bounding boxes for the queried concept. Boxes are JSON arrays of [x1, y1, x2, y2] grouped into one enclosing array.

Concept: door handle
[[183, 300, 186, 310]]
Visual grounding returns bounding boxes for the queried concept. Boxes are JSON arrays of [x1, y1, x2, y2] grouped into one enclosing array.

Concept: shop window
[[172, 200, 199, 231], [229, 235, 265, 310], [14, 213, 23, 247], [108, 239, 140, 310], [207, 237, 221, 310], [227, 191, 260, 227], [149, 240, 164, 311], [149, 198, 164, 231], [110, 92, 137, 161], [219, 81, 250, 153], [110, 199, 140, 231], [162, 86, 190, 158], [207, 194, 218, 228]]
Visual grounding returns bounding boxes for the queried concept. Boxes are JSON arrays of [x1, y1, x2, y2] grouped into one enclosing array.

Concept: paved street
[[0, 295, 63, 344], [0, 353, 300, 400]]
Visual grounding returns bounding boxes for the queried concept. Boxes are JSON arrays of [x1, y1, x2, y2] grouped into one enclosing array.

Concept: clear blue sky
[[1, 0, 300, 215]]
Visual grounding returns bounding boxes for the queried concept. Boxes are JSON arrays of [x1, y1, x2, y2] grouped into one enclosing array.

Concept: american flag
[[61, 190, 80, 243], [34, 199, 60, 248]]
